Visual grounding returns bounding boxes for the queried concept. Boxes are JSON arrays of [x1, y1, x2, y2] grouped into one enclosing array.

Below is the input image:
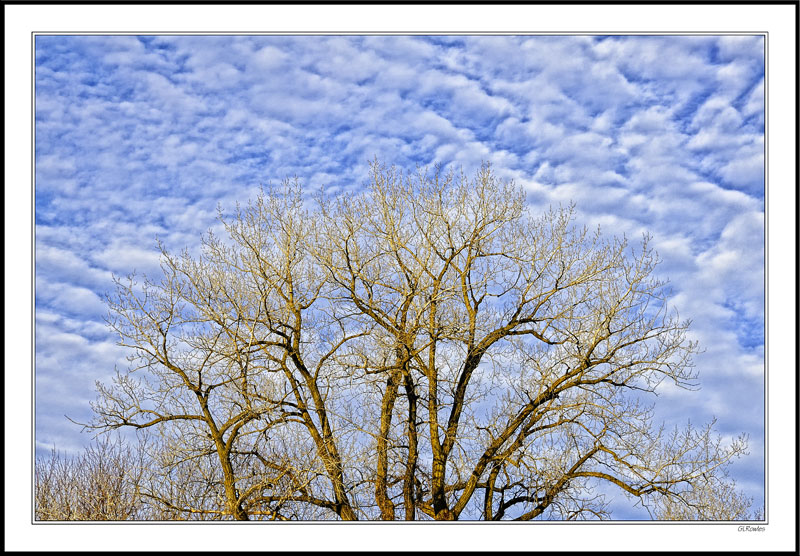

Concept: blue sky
[[34, 34, 765, 518]]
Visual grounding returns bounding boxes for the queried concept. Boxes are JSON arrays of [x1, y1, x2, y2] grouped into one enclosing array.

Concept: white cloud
[[718, 146, 765, 188], [742, 78, 764, 119], [137, 70, 208, 113], [36, 277, 107, 317], [691, 95, 744, 131], [716, 35, 765, 62], [250, 45, 289, 70], [91, 243, 162, 277], [695, 210, 764, 313], [36, 244, 111, 291]]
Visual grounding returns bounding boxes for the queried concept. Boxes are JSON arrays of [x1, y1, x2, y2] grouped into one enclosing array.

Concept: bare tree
[[652, 466, 759, 521], [35, 435, 148, 520], [84, 161, 750, 520]]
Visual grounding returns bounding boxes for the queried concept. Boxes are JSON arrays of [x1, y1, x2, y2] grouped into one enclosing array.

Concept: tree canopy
[[76, 161, 749, 520]]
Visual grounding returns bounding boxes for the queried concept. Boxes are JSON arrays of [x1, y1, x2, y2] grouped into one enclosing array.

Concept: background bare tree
[[652, 466, 761, 521], [76, 161, 751, 520], [35, 435, 150, 520]]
